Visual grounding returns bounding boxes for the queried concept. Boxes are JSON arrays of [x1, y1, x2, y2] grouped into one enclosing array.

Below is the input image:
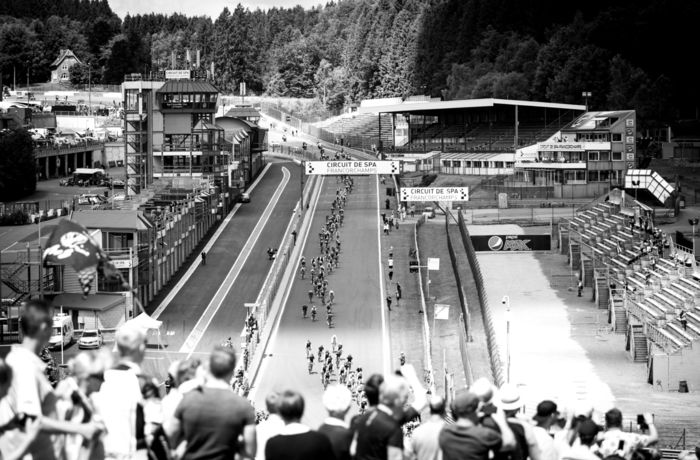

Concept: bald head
[[116, 325, 146, 363], [379, 374, 410, 409]]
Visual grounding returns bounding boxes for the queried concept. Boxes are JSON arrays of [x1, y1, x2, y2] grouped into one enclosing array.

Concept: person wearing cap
[[596, 409, 658, 460], [560, 419, 601, 460], [531, 401, 559, 460], [492, 383, 542, 460], [406, 395, 446, 460], [439, 389, 516, 460], [318, 384, 353, 460]]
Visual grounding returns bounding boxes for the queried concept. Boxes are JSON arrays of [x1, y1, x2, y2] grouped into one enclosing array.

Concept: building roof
[[357, 97, 586, 114], [563, 110, 635, 131], [156, 79, 219, 94], [71, 210, 152, 230], [224, 106, 261, 118], [50, 49, 82, 68], [50, 293, 124, 311]]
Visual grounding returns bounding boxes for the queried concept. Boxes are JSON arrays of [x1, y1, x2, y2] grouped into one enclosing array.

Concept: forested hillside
[[1, 0, 698, 126]]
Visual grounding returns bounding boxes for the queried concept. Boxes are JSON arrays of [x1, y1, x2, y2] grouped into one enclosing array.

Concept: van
[[49, 314, 74, 349]]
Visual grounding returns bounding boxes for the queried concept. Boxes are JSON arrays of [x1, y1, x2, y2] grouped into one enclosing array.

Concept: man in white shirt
[[406, 396, 445, 460], [256, 392, 284, 460], [597, 409, 657, 460], [531, 400, 559, 460], [0, 300, 99, 460]]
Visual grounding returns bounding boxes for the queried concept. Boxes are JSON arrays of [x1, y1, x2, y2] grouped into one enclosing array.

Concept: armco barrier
[[443, 210, 473, 386], [456, 209, 505, 386]]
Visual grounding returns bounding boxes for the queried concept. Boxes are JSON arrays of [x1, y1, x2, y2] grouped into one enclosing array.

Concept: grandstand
[[356, 97, 585, 154], [318, 112, 393, 147], [559, 198, 700, 391]]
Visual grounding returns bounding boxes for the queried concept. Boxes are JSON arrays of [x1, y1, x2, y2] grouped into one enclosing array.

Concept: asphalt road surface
[[252, 174, 387, 426], [48, 161, 302, 366]]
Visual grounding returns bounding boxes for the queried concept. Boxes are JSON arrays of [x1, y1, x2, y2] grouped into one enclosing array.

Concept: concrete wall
[[651, 343, 700, 391]]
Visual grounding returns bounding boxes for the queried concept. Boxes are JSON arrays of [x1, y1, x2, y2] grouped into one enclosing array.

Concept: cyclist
[[399, 351, 406, 366], [331, 334, 338, 352], [308, 289, 314, 302], [223, 337, 233, 348], [318, 345, 324, 362], [302, 304, 308, 318], [329, 290, 335, 306], [300, 265, 305, 279], [311, 305, 317, 321], [307, 354, 314, 374], [305, 339, 311, 358], [327, 313, 334, 328]]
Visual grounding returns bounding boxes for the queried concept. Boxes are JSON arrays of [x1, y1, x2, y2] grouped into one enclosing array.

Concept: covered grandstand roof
[[357, 98, 586, 114], [563, 110, 634, 131]]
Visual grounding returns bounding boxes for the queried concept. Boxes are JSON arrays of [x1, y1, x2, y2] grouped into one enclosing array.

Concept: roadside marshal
[[305, 160, 400, 175], [400, 187, 469, 202]]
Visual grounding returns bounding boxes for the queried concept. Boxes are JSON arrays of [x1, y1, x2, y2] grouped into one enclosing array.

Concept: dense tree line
[[1, 0, 698, 128]]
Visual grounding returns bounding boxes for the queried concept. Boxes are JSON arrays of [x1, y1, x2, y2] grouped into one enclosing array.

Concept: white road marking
[[376, 176, 391, 375], [152, 163, 272, 319], [179, 166, 291, 354], [248, 175, 325, 402]]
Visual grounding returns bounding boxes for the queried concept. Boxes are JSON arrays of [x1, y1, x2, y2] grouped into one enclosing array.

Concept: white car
[[78, 330, 103, 349], [241, 192, 251, 203]]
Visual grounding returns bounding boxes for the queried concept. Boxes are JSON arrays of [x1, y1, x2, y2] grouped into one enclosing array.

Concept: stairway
[[582, 258, 593, 287], [632, 324, 648, 362], [596, 277, 609, 308], [614, 305, 627, 333]]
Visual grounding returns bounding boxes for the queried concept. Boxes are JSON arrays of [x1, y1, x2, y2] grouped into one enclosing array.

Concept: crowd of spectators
[[0, 299, 697, 460]]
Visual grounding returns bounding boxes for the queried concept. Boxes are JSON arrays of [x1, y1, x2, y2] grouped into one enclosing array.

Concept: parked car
[[111, 179, 125, 189], [59, 178, 75, 186], [241, 192, 251, 203], [77, 329, 103, 349], [422, 207, 436, 219]]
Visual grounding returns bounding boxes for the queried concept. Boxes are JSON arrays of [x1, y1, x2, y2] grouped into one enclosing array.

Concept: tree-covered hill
[[1, 0, 698, 128]]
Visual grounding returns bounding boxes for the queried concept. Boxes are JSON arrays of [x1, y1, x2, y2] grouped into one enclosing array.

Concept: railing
[[34, 140, 106, 158], [456, 209, 505, 386]]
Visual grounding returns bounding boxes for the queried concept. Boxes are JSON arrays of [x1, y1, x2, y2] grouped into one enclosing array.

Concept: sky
[[108, 0, 323, 18]]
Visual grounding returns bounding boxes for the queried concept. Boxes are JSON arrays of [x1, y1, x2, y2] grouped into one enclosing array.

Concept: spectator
[[265, 390, 334, 460], [161, 358, 202, 428], [363, 374, 384, 409], [55, 350, 113, 460], [438, 389, 515, 460], [318, 384, 353, 460], [165, 346, 257, 460], [531, 400, 559, 460], [257, 392, 284, 460], [560, 419, 600, 460], [351, 374, 409, 460], [407, 395, 446, 460], [0, 358, 43, 460], [597, 409, 657, 460], [94, 323, 161, 459], [494, 383, 542, 460], [0, 300, 99, 460]]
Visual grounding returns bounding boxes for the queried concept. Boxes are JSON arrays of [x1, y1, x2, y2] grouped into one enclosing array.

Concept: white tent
[[124, 312, 162, 330]]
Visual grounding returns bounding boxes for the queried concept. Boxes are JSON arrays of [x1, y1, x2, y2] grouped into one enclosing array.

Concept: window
[[495, 161, 504, 168], [612, 133, 622, 142], [464, 161, 472, 168], [612, 151, 623, 161], [473, 161, 482, 168], [599, 151, 610, 161], [452, 160, 461, 168], [599, 170, 610, 182], [62, 64, 68, 70], [588, 171, 600, 182], [98, 268, 130, 292], [506, 162, 514, 168], [588, 151, 599, 161]]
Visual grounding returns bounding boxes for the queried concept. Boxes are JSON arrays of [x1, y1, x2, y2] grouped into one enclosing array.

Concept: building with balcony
[[514, 110, 637, 198], [122, 74, 236, 196], [215, 114, 267, 186]]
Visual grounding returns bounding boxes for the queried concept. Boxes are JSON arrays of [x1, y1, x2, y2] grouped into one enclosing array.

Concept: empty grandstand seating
[[321, 113, 393, 146], [560, 200, 700, 375]]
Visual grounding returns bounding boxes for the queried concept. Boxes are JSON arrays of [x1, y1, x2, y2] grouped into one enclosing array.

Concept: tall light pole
[[582, 91, 592, 112], [502, 295, 511, 383]]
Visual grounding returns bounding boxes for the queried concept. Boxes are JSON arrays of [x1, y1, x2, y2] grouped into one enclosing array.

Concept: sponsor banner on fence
[[305, 160, 399, 175], [471, 234, 551, 252], [400, 187, 469, 202]]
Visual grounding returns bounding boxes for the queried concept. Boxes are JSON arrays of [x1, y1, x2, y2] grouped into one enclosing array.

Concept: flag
[[43, 219, 127, 298]]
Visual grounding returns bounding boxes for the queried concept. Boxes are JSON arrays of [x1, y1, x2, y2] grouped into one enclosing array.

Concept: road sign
[[400, 187, 469, 202], [427, 258, 440, 271], [305, 160, 400, 175], [434, 304, 450, 320]]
